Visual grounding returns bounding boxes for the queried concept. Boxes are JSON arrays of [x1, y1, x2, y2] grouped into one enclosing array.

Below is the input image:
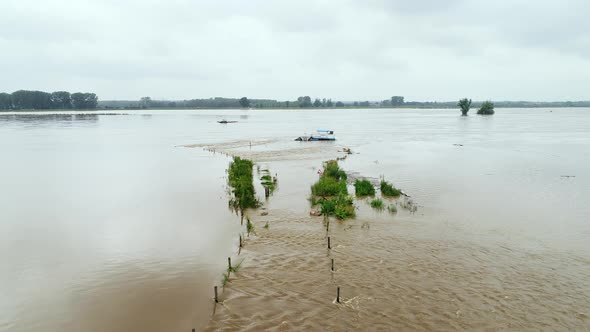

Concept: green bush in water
[[380, 180, 401, 197], [228, 157, 259, 215], [311, 176, 347, 197], [354, 179, 375, 196]]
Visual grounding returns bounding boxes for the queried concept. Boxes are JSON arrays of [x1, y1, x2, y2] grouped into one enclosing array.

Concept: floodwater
[[1, 108, 589, 331]]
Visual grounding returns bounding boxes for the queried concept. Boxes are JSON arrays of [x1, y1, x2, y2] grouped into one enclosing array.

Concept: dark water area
[[1, 108, 589, 331]]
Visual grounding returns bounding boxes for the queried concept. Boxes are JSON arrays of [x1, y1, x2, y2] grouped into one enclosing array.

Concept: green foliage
[[228, 157, 259, 213], [311, 176, 347, 197], [71, 92, 98, 109], [370, 198, 384, 210], [260, 170, 276, 193], [380, 180, 402, 197], [51, 91, 72, 109], [324, 160, 347, 181], [297, 96, 312, 108], [0, 93, 11, 110], [263, 222, 269, 229], [391, 96, 405, 106], [477, 101, 495, 115], [309, 160, 355, 220], [354, 179, 375, 196], [458, 98, 472, 116]]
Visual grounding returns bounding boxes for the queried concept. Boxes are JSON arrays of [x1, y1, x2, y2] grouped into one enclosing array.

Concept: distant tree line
[[0, 90, 98, 110]]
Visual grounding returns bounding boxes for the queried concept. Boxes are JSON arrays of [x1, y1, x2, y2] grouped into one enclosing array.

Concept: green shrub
[[309, 160, 355, 220], [311, 176, 347, 197], [477, 101, 495, 115], [354, 179, 375, 196], [228, 157, 259, 212], [380, 180, 401, 197]]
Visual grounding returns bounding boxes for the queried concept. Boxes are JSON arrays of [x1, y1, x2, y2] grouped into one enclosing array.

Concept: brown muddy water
[[1, 108, 589, 331]]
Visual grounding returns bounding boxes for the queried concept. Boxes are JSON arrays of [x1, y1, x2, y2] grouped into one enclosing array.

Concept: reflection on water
[[1, 108, 589, 331]]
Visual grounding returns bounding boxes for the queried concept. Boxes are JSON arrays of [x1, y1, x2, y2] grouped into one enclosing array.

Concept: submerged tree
[[477, 101, 495, 115], [458, 98, 472, 116]]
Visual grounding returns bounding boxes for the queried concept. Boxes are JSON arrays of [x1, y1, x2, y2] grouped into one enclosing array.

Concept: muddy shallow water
[[1, 108, 589, 331]]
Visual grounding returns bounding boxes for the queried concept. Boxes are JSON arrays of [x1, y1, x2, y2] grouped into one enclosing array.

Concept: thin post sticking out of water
[[214, 286, 218, 303], [239, 235, 242, 248], [326, 221, 329, 232], [228, 257, 232, 271], [336, 287, 340, 303], [328, 237, 331, 249], [331, 259, 334, 272]]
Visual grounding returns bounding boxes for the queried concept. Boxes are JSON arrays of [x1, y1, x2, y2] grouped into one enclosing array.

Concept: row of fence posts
[[201, 213, 342, 330]]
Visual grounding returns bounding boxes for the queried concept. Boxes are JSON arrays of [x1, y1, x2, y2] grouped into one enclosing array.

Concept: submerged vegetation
[[380, 179, 402, 197], [458, 98, 472, 116], [260, 168, 277, 196], [354, 179, 376, 196], [370, 198, 384, 210], [310, 161, 355, 220], [478, 101, 495, 115], [387, 204, 398, 214], [246, 217, 255, 236], [228, 157, 259, 219]]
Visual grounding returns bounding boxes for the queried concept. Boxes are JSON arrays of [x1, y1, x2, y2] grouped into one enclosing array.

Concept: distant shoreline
[[1, 106, 589, 113]]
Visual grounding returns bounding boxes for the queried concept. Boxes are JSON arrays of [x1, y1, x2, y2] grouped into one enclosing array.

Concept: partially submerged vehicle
[[295, 129, 336, 141]]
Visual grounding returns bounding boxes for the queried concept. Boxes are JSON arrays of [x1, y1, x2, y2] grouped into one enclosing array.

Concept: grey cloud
[[0, 0, 589, 101]]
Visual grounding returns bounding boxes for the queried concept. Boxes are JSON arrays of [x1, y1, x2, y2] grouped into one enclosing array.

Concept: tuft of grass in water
[[229, 259, 243, 273], [400, 198, 418, 213], [246, 217, 255, 236], [370, 198, 384, 210], [222, 273, 230, 287], [354, 179, 375, 196], [387, 204, 397, 214], [380, 179, 402, 197], [263, 221, 269, 229]]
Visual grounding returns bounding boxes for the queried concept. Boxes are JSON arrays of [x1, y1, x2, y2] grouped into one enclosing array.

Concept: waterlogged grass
[[380, 180, 402, 197], [310, 160, 355, 220], [246, 217, 255, 236], [387, 204, 397, 214], [229, 259, 243, 273], [354, 179, 375, 196], [370, 198, 384, 210], [228, 157, 259, 214]]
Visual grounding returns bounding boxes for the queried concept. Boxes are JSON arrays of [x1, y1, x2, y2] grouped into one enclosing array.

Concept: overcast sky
[[1, 0, 589, 101]]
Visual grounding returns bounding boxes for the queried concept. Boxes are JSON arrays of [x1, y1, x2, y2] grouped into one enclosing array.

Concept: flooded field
[[1, 108, 589, 331]]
